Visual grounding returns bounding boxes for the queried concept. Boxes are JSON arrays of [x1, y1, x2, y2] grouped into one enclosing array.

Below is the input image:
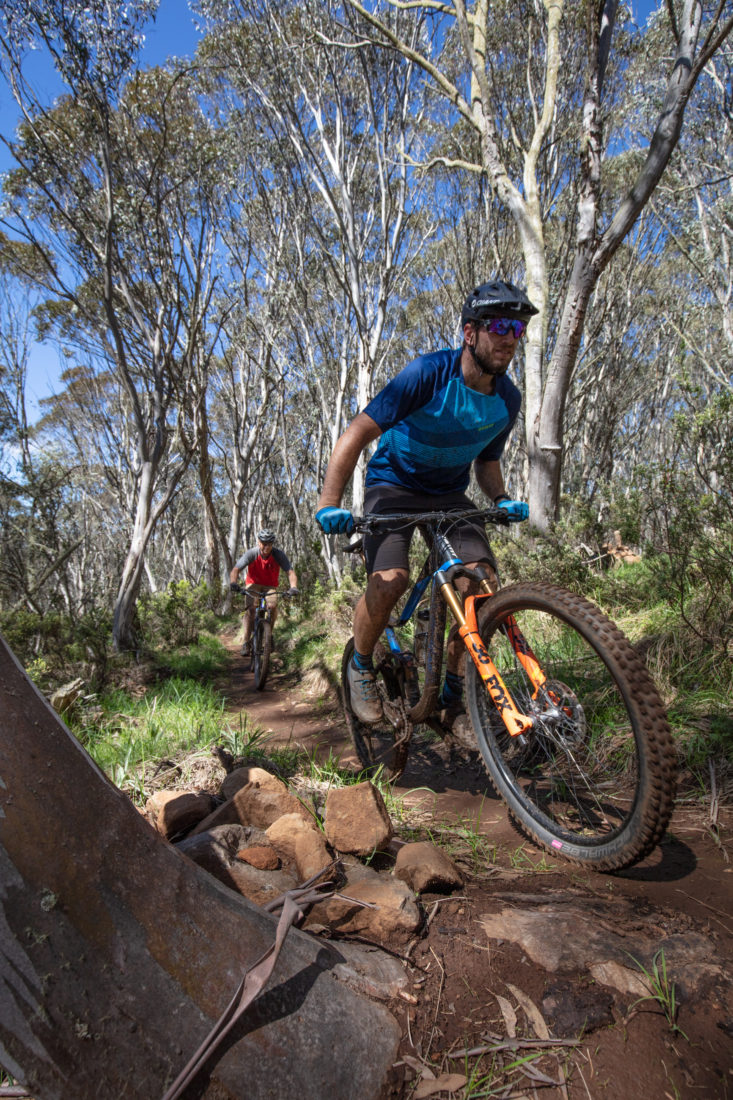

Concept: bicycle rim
[[254, 619, 271, 691], [341, 639, 409, 780], [465, 583, 676, 871]]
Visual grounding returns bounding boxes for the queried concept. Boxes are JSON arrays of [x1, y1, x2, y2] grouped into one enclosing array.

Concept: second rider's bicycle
[[232, 585, 294, 691], [340, 508, 677, 872]]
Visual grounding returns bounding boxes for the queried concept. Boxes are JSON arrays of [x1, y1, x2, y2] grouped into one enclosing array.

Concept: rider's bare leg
[[243, 591, 255, 648], [353, 568, 409, 658]]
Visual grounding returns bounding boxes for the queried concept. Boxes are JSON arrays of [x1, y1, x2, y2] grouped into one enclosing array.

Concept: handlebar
[[230, 585, 298, 597], [348, 507, 511, 535]]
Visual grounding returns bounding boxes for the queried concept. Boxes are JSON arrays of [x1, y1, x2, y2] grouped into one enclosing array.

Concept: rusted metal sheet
[[0, 632, 400, 1099]]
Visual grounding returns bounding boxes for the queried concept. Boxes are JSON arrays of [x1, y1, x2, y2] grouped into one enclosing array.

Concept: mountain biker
[[229, 529, 299, 656], [315, 278, 538, 727]]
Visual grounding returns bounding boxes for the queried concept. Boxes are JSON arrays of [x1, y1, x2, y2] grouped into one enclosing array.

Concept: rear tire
[[253, 618, 271, 691], [341, 638, 409, 780], [407, 582, 446, 723], [465, 583, 676, 871]]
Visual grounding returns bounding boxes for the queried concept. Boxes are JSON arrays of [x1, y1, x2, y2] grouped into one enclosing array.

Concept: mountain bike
[[232, 585, 294, 691], [340, 508, 677, 871]]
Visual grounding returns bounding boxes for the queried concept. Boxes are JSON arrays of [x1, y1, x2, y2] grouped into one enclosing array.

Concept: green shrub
[[137, 580, 219, 649], [492, 529, 594, 593], [0, 605, 111, 690], [641, 387, 732, 646]]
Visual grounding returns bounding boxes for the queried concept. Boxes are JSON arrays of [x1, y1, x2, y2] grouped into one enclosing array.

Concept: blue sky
[[0, 1, 201, 409], [1, 0, 662, 410]]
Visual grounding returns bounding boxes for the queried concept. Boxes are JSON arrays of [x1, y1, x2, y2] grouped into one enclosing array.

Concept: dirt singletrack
[[220, 633, 733, 1099]]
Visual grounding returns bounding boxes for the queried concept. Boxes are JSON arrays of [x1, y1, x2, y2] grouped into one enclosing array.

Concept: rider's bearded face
[[470, 321, 520, 375], [259, 540, 273, 558]]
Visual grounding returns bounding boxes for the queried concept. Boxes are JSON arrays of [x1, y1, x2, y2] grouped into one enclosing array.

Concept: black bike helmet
[[460, 279, 539, 327], [257, 528, 277, 544]]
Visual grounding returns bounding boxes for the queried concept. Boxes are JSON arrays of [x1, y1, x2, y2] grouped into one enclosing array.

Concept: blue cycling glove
[[496, 498, 529, 522], [316, 506, 355, 535]]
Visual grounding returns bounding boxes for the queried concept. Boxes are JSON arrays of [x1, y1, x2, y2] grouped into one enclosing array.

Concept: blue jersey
[[363, 348, 521, 494]]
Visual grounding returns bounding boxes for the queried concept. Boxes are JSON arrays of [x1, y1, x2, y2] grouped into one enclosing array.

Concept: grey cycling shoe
[[347, 658, 383, 724]]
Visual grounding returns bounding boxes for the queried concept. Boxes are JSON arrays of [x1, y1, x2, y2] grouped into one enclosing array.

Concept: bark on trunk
[[197, 399, 224, 597], [528, 255, 596, 532], [0, 632, 400, 1100]]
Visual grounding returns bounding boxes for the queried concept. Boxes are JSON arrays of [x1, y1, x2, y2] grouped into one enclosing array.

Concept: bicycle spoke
[[466, 583, 675, 870]]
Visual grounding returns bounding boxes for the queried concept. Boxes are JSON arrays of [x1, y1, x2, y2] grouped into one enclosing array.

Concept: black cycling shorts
[[362, 484, 495, 576]]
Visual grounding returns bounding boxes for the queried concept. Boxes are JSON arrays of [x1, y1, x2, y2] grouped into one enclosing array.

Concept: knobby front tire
[[341, 638, 409, 780], [465, 583, 676, 871], [253, 619, 272, 691]]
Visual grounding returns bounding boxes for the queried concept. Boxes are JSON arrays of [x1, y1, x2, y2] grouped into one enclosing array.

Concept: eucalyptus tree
[[197, 0, 435, 543], [0, 0, 228, 647], [0, 280, 92, 616], [644, 38, 733, 392], [30, 362, 160, 610], [338, 0, 733, 532], [209, 323, 285, 576]]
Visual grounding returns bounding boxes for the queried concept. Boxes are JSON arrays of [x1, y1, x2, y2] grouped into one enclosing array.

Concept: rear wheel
[[253, 617, 272, 691], [406, 583, 446, 724], [341, 638, 410, 780], [465, 583, 676, 871]]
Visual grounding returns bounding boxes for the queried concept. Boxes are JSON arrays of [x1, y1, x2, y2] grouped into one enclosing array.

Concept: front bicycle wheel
[[253, 618, 272, 691], [465, 583, 676, 871], [341, 638, 410, 780]]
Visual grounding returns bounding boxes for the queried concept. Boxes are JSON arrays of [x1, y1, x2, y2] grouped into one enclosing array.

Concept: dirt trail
[[220, 634, 733, 1099]]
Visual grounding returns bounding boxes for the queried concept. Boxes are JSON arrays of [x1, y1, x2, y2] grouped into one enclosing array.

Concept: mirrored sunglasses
[[484, 317, 527, 338]]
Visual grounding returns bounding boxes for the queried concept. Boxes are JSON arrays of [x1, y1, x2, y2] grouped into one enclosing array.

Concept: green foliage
[[73, 675, 229, 787], [276, 575, 354, 676], [152, 633, 230, 681], [137, 580, 219, 649], [586, 557, 671, 615], [493, 528, 595, 593], [627, 949, 686, 1037], [0, 605, 111, 690], [643, 388, 733, 659]]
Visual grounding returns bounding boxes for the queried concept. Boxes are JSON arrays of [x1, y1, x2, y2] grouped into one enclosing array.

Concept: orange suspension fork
[[438, 583, 534, 738]]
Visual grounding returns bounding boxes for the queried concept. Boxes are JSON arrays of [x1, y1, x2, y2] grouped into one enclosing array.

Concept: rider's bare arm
[[317, 412, 383, 510], [474, 457, 506, 502]]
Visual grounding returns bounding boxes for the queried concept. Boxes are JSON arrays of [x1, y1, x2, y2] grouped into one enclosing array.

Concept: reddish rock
[[237, 845, 281, 870], [266, 811, 322, 861], [191, 776, 309, 834], [324, 782, 392, 856], [294, 829, 333, 882], [221, 765, 285, 801], [394, 841, 463, 893], [306, 876, 420, 946], [145, 789, 215, 839]]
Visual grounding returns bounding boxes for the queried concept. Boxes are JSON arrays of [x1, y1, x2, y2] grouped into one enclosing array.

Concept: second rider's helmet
[[460, 279, 539, 328], [257, 528, 277, 544]]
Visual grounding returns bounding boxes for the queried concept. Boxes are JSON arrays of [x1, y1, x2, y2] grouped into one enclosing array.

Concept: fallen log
[[0, 632, 401, 1099]]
